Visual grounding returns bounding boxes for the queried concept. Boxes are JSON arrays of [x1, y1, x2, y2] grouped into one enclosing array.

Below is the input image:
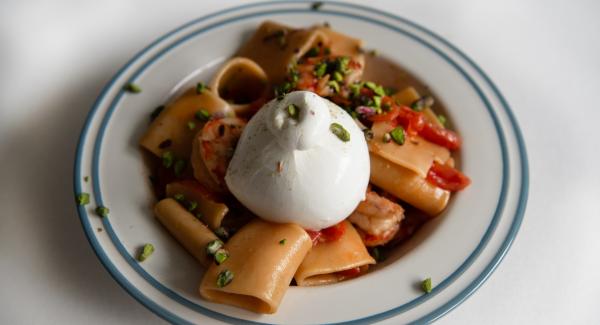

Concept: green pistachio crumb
[[174, 159, 186, 177], [314, 62, 327, 78], [422, 277, 432, 293], [123, 83, 141, 93], [438, 114, 447, 126], [187, 121, 196, 130], [330, 123, 350, 142], [96, 206, 109, 218], [279, 239, 287, 245], [186, 200, 198, 212], [216, 269, 234, 288], [286, 104, 299, 120], [214, 249, 229, 265], [173, 193, 185, 202], [206, 239, 224, 256], [328, 80, 340, 93], [76, 193, 90, 206], [195, 82, 207, 94], [138, 243, 154, 262], [390, 126, 405, 145], [195, 109, 211, 121], [311, 1, 323, 10], [83, 176, 89, 183], [161, 151, 174, 168], [383, 133, 392, 143], [333, 71, 344, 82]]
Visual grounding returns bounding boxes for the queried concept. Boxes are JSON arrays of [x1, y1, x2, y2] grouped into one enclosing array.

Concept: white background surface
[[1, 0, 599, 324]]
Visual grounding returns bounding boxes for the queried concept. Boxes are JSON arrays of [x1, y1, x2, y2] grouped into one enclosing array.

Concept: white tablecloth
[[1, 0, 599, 324]]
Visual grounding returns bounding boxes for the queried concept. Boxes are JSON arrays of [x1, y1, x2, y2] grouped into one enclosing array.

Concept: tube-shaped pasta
[[393, 86, 421, 106], [236, 21, 328, 84], [165, 180, 228, 230], [316, 26, 363, 57], [154, 198, 218, 267], [140, 88, 233, 159], [369, 121, 450, 178], [370, 153, 450, 216], [209, 57, 269, 116], [200, 219, 311, 314], [294, 221, 375, 286]]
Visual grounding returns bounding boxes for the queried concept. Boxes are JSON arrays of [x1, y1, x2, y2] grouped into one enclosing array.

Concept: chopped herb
[[161, 151, 174, 168], [349, 82, 363, 97], [216, 269, 233, 288], [76, 193, 90, 206], [195, 109, 211, 121], [422, 277, 432, 293], [186, 200, 198, 212], [330, 123, 350, 142], [383, 133, 392, 143], [279, 239, 287, 245], [158, 139, 172, 149], [96, 206, 109, 218], [314, 62, 327, 78], [84, 176, 89, 182], [334, 56, 350, 74], [195, 212, 203, 219], [150, 105, 164, 121], [286, 104, 299, 120], [363, 129, 374, 141], [123, 83, 141, 93], [187, 121, 196, 130], [215, 227, 229, 240], [214, 249, 229, 265], [373, 95, 382, 108], [365, 81, 386, 96], [328, 80, 340, 93], [390, 126, 405, 145], [437, 114, 447, 126], [332, 71, 344, 82], [306, 47, 320, 57], [206, 239, 224, 256], [173, 193, 185, 202], [195, 82, 207, 94], [137, 243, 154, 262], [311, 1, 323, 10]]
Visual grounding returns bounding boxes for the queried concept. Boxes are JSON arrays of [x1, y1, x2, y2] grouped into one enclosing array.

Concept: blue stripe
[[74, 1, 528, 324]]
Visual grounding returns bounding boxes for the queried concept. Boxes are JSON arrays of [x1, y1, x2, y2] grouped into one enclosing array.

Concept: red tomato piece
[[426, 161, 471, 191], [320, 221, 346, 242], [336, 267, 362, 278], [420, 122, 462, 150]]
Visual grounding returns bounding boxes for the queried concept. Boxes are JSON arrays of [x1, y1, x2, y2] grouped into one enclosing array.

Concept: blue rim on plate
[[73, 1, 529, 324]]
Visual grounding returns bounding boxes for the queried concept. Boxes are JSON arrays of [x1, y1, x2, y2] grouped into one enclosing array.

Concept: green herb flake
[[335, 56, 350, 74], [332, 71, 344, 82], [161, 151, 174, 168], [83, 176, 89, 183], [311, 1, 323, 10], [314, 62, 327, 78], [187, 121, 196, 130], [186, 200, 198, 212], [138, 243, 154, 262], [438, 114, 447, 126], [214, 249, 229, 265], [76, 193, 90, 206], [173, 159, 186, 177], [422, 277, 432, 293], [390, 126, 405, 145], [195, 109, 211, 121], [173, 193, 185, 202], [150, 105, 164, 121], [279, 239, 287, 245], [123, 83, 141, 93], [216, 269, 234, 288], [286, 104, 299, 120], [330, 123, 350, 142], [195, 82, 207, 94], [349, 82, 363, 97], [328, 80, 340, 93], [206, 239, 224, 256], [215, 227, 229, 240], [96, 206, 109, 218], [306, 47, 320, 57], [373, 95, 382, 108]]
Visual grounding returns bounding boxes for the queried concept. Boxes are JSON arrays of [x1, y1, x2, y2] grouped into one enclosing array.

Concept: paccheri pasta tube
[[294, 221, 375, 286], [165, 180, 228, 230], [154, 198, 218, 267], [369, 153, 450, 215], [200, 219, 311, 313]]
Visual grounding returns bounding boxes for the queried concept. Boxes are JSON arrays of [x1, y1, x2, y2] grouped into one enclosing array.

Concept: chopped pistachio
[[195, 109, 211, 121], [422, 277, 432, 293], [123, 83, 141, 93], [150, 105, 165, 121], [96, 206, 109, 218], [330, 123, 350, 142], [76, 193, 90, 206], [137, 243, 154, 262], [187, 121, 196, 130], [206, 239, 224, 256], [286, 104, 299, 120], [438, 114, 447, 126], [306, 47, 319, 57], [161, 151, 174, 168], [195, 82, 207, 94], [173, 193, 185, 202], [311, 1, 323, 10], [390, 126, 405, 145], [186, 200, 198, 212], [363, 129, 374, 141], [216, 269, 233, 288], [279, 239, 287, 245], [328, 80, 340, 93], [84, 176, 89, 183], [373, 95, 382, 108], [383, 133, 392, 143], [332, 71, 344, 82], [174, 159, 186, 177], [214, 249, 229, 265], [314, 62, 327, 78]]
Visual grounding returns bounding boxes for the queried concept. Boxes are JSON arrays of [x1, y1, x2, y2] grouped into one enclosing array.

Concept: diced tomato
[[369, 106, 400, 122], [396, 106, 425, 136], [305, 229, 321, 245], [426, 161, 471, 191], [320, 221, 346, 242], [336, 267, 361, 278], [420, 122, 462, 150]]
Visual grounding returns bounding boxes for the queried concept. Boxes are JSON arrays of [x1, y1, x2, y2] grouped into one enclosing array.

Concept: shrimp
[[348, 191, 405, 247], [197, 117, 246, 190]]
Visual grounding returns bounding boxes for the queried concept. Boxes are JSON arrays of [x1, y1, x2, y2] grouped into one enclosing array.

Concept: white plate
[[73, 1, 528, 324]]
